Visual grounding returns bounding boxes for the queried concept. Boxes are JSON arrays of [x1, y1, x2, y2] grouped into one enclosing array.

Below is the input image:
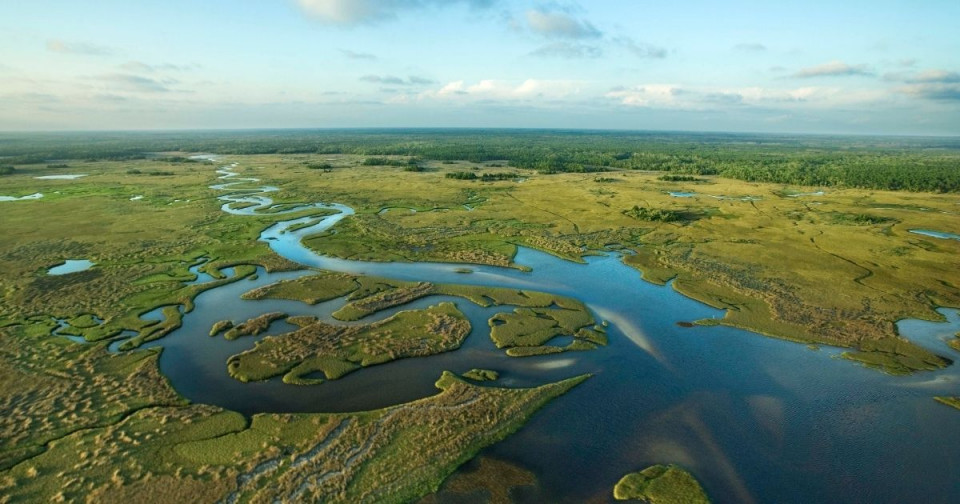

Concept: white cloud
[[437, 81, 465, 96], [791, 61, 873, 78], [95, 74, 176, 93], [606, 84, 890, 110], [46, 39, 114, 56], [423, 79, 582, 101], [905, 69, 960, 84], [360, 74, 434, 85], [525, 9, 601, 39], [295, 0, 495, 25], [606, 85, 686, 108], [897, 83, 960, 101]]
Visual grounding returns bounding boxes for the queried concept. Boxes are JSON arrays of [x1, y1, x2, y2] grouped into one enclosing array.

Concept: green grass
[[613, 464, 710, 503], [209, 319, 232, 336], [222, 312, 286, 340], [934, 396, 960, 411], [489, 304, 597, 356], [462, 369, 499, 381], [241, 271, 361, 304], [226, 303, 471, 384], [840, 337, 951, 375]]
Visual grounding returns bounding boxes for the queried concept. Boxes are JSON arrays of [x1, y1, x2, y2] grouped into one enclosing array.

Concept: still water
[[119, 163, 960, 503]]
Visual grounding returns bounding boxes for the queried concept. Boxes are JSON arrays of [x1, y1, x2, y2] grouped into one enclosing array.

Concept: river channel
[[118, 159, 960, 503]]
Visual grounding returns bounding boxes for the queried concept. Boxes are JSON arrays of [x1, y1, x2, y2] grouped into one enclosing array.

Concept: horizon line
[[1, 125, 958, 140]]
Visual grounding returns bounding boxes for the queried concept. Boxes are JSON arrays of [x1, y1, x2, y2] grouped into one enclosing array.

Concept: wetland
[[1, 130, 959, 503]]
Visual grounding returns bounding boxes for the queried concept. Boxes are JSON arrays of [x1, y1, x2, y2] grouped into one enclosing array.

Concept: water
[[910, 229, 960, 241], [0, 192, 43, 202], [104, 161, 960, 503], [34, 174, 87, 180], [47, 259, 95, 275]]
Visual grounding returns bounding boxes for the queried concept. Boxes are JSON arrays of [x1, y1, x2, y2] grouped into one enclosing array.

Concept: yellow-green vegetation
[[0, 156, 310, 349], [613, 464, 710, 503], [334, 281, 435, 320], [209, 319, 233, 336], [0, 327, 588, 504], [841, 336, 951, 375], [0, 322, 185, 472], [949, 332, 960, 352], [490, 304, 603, 357], [334, 281, 575, 321], [241, 270, 362, 304], [10, 154, 944, 372], [221, 312, 286, 340], [463, 369, 499, 381], [934, 396, 960, 410], [270, 160, 957, 372], [418, 456, 537, 504], [242, 272, 607, 357], [334, 281, 583, 321], [226, 303, 471, 385]]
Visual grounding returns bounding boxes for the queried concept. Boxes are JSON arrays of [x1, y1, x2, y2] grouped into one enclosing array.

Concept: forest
[[1, 129, 959, 192]]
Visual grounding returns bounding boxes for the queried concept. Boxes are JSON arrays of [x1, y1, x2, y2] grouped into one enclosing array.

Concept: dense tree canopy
[[1, 129, 958, 192]]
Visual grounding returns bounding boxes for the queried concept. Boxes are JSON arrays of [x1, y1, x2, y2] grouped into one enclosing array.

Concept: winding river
[[112, 159, 960, 502]]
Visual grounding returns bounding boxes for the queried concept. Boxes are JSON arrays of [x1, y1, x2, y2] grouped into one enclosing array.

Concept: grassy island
[[613, 464, 710, 503], [226, 303, 471, 384]]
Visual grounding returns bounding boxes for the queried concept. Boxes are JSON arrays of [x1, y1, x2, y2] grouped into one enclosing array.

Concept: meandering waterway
[[101, 160, 960, 503]]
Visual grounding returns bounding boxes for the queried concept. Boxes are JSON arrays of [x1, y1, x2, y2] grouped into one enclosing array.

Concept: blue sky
[[1, 0, 958, 134]]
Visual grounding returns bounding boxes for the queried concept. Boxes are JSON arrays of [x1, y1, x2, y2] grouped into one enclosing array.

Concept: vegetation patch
[[489, 303, 597, 357], [934, 396, 960, 411], [828, 212, 897, 226], [209, 319, 233, 336], [221, 312, 286, 340], [241, 271, 360, 304], [0, 324, 588, 504], [841, 337, 951, 375], [624, 205, 691, 223], [658, 174, 705, 182], [226, 303, 471, 384], [948, 332, 960, 352], [613, 464, 710, 503], [419, 456, 537, 504], [462, 369, 499, 382]]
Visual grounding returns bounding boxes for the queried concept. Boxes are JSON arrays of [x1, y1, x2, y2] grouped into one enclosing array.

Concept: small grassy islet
[[613, 464, 710, 503]]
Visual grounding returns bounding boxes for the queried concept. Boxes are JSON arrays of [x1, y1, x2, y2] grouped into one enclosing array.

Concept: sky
[[1, 0, 958, 135]]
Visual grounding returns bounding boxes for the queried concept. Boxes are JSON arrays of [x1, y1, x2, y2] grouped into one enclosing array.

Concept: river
[[122, 160, 960, 503]]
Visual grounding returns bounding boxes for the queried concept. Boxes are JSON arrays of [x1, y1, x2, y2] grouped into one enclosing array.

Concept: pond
[[910, 229, 960, 241], [0, 192, 43, 202], [34, 174, 88, 180], [47, 259, 95, 275]]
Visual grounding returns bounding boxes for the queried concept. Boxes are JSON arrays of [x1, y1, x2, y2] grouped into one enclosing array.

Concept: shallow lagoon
[[47, 259, 95, 275], [34, 174, 87, 180], [910, 229, 960, 241], [103, 163, 960, 503], [0, 192, 43, 202]]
